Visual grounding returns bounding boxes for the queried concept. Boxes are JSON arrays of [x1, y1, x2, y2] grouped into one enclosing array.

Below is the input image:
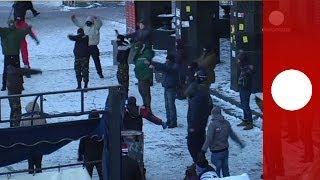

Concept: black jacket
[[152, 61, 179, 89], [68, 34, 89, 58], [78, 136, 103, 162], [238, 65, 254, 91], [117, 44, 130, 64], [123, 106, 143, 131], [186, 82, 213, 132]]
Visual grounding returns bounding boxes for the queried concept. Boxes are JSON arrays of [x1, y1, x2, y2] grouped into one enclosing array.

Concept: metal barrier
[[0, 85, 125, 180], [0, 86, 111, 123]]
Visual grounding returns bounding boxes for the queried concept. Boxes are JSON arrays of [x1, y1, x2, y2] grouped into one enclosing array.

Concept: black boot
[[76, 81, 81, 89], [84, 82, 88, 89], [1, 86, 6, 91]]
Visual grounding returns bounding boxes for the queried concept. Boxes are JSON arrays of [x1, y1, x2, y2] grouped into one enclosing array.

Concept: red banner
[[264, 0, 320, 179]]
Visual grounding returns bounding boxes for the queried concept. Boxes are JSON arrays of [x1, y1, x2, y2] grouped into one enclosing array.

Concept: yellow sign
[[186, 6, 191, 12], [243, 36, 248, 43], [239, 24, 244, 31]]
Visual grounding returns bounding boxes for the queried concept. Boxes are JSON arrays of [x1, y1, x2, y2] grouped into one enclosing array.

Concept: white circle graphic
[[271, 69, 312, 111]]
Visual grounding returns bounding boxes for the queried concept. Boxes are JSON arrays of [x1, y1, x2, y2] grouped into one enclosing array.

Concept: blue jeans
[[211, 150, 230, 177], [239, 89, 252, 121], [164, 88, 177, 125]]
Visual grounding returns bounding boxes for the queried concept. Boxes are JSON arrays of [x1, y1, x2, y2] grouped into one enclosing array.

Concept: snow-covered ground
[[0, 2, 262, 180]]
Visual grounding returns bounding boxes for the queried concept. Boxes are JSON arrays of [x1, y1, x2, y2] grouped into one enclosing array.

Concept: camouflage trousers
[[8, 91, 22, 127], [117, 63, 129, 96], [74, 57, 89, 83]]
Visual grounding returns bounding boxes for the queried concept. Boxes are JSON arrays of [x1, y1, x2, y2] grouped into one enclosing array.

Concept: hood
[[25, 101, 40, 113], [86, 16, 94, 23]]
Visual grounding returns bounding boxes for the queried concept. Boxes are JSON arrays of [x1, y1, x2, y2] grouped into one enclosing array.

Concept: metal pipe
[[0, 86, 117, 100], [0, 110, 106, 124]]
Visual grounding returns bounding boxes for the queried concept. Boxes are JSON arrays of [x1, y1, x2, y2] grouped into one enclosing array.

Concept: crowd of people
[[0, 1, 257, 179]]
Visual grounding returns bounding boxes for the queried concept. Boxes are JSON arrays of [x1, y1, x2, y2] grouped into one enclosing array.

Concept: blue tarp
[[0, 113, 108, 167]]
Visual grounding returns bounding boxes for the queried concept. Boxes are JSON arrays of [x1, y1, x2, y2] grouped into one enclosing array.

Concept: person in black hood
[[123, 96, 167, 131], [236, 51, 255, 130], [116, 33, 131, 97], [68, 28, 90, 89]]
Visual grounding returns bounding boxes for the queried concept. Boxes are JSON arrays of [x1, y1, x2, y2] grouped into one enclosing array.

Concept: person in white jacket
[[71, 15, 104, 78]]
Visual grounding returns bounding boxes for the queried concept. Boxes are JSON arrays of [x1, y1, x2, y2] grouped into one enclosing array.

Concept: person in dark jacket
[[68, 28, 90, 89], [116, 34, 131, 97], [201, 106, 245, 177], [125, 20, 152, 48], [21, 101, 47, 174], [78, 111, 103, 179], [175, 39, 188, 100], [185, 69, 213, 163], [149, 54, 179, 128], [6, 61, 42, 127], [236, 51, 255, 130], [0, 20, 38, 91], [13, 1, 40, 20], [123, 96, 167, 131]]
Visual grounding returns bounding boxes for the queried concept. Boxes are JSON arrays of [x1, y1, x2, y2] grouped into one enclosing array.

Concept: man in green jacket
[[133, 43, 154, 108], [0, 20, 39, 91]]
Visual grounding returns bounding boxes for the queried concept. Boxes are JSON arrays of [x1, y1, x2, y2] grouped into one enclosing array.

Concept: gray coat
[[202, 114, 243, 152]]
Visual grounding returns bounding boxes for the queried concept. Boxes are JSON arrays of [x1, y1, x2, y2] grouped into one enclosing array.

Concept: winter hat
[[166, 53, 175, 63], [126, 96, 137, 106], [77, 28, 84, 35], [25, 101, 40, 113], [117, 34, 125, 42], [211, 106, 222, 116]]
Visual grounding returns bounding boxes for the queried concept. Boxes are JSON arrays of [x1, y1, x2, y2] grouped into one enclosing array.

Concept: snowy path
[[0, 2, 262, 180]]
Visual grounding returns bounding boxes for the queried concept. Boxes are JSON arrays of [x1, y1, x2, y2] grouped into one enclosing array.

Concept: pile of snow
[[1, 167, 91, 180]]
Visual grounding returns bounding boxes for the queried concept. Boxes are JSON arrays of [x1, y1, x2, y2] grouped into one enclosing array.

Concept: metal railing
[[0, 86, 114, 124]]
